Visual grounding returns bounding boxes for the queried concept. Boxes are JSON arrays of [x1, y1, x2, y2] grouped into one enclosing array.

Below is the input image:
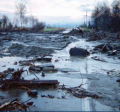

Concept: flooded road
[[0, 32, 120, 111]]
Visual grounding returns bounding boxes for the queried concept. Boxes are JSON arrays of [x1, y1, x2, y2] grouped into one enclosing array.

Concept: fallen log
[[1, 79, 59, 88]]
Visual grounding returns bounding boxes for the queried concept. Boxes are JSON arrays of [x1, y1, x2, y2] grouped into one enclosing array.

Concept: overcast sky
[[0, 0, 113, 25]]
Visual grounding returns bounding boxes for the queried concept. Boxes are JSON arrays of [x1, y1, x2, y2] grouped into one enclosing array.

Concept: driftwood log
[[1, 79, 59, 89]]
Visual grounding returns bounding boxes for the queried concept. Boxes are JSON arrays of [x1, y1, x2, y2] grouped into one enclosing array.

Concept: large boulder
[[69, 47, 90, 57]]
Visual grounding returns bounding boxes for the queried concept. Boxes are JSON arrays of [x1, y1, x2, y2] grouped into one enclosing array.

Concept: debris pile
[[66, 87, 100, 99], [0, 99, 28, 111]]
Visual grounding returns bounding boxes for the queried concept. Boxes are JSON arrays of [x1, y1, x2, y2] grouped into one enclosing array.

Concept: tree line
[[91, 0, 120, 32], [0, 0, 45, 32]]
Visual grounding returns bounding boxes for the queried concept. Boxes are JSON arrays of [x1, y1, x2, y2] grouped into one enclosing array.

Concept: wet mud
[[0, 31, 120, 111]]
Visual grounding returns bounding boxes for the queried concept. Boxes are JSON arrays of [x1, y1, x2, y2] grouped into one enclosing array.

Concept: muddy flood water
[[0, 31, 120, 111]]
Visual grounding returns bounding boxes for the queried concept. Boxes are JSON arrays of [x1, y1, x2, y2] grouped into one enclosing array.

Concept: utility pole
[[86, 11, 87, 29], [84, 15, 86, 30]]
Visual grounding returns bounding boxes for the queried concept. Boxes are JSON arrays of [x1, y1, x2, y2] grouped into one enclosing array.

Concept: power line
[[92, 0, 117, 20]]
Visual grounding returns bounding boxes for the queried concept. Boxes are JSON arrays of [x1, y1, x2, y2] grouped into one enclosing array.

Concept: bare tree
[[15, 1, 26, 27], [2, 15, 9, 29], [27, 16, 39, 27]]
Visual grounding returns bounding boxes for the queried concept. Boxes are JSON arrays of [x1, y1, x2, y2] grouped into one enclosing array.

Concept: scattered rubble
[[0, 99, 28, 111], [41, 94, 66, 99], [94, 44, 113, 53], [8, 43, 54, 57], [66, 87, 100, 99]]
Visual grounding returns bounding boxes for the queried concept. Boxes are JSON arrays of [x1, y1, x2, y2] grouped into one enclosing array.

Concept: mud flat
[[0, 31, 120, 111]]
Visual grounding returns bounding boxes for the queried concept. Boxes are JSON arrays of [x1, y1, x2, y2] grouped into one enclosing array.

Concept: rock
[[41, 72, 45, 77], [35, 56, 52, 62], [41, 95, 46, 97], [14, 61, 17, 65], [27, 90, 38, 97], [64, 36, 69, 38], [43, 56, 52, 62], [48, 95, 54, 99], [29, 64, 57, 72], [35, 56, 42, 61], [7, 68, 14, 72], [19, 60, 33, 66], [29, 66, 41, 72], [116, 79, 120, 82], [69, 47, 90, 57], [27, 102, 34, 106]]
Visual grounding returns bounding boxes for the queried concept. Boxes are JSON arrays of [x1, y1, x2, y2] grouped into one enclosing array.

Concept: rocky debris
[[29, 66, 41, 72], [41, 94, 66, 99], [86, 31, 120, 42], [8, 43, 54, 57], [0, 37, 14, 41], [94, 44, 113, 53], [0, 99, 28, 111], [36, 56, 52, 62], [41, 72, 45, 77], [73, 91, 99, 99], [41, 95, 55, 99], [92, 56, 107, 62], [29, 63, 57, 72], [69, 47, 90, 57], [67, 87, 100, 99], [27, 102, 34, 106], [86, 32, 106, 41], [19, 60, 33, 66], [0, 68, 15, 79], [68, 28, 83, 35], [35, 56, 52, 62]]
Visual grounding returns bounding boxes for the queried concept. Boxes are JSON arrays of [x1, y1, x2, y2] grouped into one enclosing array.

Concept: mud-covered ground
[[0, 31, 120, 111]]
